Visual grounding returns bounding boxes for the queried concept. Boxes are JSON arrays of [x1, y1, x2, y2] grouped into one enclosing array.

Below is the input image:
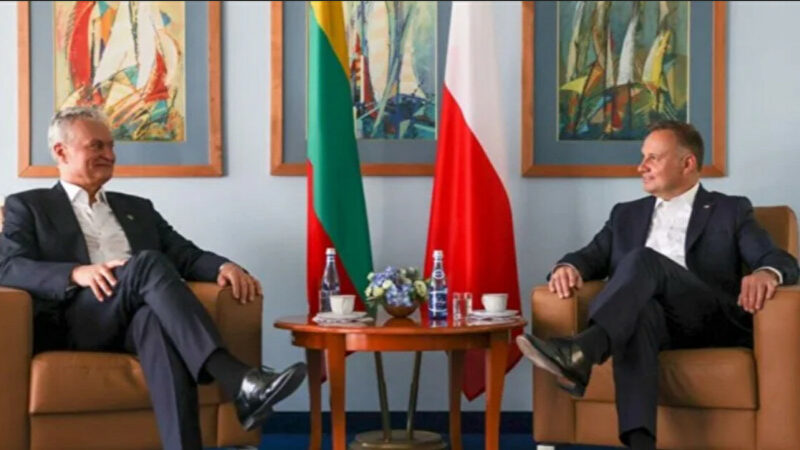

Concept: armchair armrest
[[530, 280, 605, 444], [188, 282, 262, 368], [0, 287, 32, 450], [754, 285, 800, 450], [532, 280, 607, 338]]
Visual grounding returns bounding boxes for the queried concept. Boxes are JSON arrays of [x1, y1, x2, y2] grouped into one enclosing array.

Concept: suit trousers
[[63, 250, 225, 450], [587, 248, 750, 443]]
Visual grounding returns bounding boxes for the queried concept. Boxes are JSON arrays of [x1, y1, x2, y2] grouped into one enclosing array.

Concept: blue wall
[[1, 1, 799, 413]]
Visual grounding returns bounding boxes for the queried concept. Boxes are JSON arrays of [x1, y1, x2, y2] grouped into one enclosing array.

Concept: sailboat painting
[[53, 1, 186, 142], [558, 1, 689, 141], [342, 1, 436, 140]]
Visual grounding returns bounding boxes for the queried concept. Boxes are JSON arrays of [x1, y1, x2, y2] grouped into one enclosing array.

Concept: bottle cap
[[433, 249, 443, 259], [326, 247, 336, 256]]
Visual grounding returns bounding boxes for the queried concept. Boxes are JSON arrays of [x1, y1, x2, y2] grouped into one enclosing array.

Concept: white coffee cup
[[481, 293, 508, 312], [330, 294, 355, 315]]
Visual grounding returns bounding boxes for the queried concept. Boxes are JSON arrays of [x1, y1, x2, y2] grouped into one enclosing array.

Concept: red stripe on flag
[[424, 87, 523, 400]]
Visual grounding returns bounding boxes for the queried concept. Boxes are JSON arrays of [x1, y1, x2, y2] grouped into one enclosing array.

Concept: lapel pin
[[126, 214, 134, 220], [703, 204, 711, 209]]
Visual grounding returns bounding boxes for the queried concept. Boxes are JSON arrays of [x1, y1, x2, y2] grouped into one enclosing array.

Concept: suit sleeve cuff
[[755, 266, 783, 285]]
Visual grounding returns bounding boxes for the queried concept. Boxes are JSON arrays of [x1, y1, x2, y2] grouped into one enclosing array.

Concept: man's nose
[[101, 144, 115, 158]]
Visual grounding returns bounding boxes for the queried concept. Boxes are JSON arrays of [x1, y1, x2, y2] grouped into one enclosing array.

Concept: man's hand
[[70, 259, 128, 302], [217, 262, 262, 304], [549, 265, 583, 299], [738, 270, 780, 314]]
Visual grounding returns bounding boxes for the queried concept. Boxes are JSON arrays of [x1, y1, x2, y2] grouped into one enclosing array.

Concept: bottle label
[[428, 290, 447, 319]]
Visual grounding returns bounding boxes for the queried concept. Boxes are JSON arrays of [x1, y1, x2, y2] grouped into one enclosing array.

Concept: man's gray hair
[[47, 106, 109, 150]]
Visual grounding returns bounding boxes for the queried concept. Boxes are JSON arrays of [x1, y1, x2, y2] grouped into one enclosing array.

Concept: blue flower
[[364, 265, 428, 310]]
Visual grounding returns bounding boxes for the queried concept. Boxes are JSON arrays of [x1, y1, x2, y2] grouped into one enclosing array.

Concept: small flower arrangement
[[365, 266, 428, 314]]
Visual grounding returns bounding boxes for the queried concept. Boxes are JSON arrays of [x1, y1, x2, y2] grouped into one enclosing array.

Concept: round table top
[[274, 312, 527, 335]]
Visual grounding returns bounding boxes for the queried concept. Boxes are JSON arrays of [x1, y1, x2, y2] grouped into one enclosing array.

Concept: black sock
[[203, 349, 251, 399], [573, 324, 611, 365], [627, 428, 656, 450]]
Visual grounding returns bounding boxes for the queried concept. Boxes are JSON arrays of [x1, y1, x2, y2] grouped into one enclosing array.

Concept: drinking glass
[[452, 292, 463, 321]]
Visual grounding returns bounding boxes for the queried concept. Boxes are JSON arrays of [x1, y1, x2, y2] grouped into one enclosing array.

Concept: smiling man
[[0, 106, 306, 449], [516, 121, 799, 450]]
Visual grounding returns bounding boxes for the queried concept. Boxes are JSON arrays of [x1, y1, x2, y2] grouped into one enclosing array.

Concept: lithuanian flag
[[306, 2, 373, 315]]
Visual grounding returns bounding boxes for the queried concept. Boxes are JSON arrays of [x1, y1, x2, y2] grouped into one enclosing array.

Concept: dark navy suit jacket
[[0, 183, 228, 323], [559, 185, 799, 305]]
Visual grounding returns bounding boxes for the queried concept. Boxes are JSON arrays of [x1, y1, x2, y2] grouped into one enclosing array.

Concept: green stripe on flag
[[308, 10, 372, 298]]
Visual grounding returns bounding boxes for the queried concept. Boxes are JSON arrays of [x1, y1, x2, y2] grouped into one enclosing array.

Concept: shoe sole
[[516, 335, 586, 398], [241, 363, 308, 431]]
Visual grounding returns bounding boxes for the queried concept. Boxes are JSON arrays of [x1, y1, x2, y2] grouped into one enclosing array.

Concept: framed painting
[[270, 1, 450, 176], [521, 1, 727, 177], [18, 1, 222, 177]]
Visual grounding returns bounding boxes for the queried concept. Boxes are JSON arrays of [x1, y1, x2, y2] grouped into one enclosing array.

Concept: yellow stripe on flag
[[310, 1, 350, 78]]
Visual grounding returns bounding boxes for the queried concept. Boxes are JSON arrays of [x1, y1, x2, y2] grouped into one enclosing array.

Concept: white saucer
[[469, 309, 518, 319], [314, 311, 368, 321]]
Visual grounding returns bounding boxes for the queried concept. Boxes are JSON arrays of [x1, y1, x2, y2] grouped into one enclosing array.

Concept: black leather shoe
[[516, 334, 592, 397], [234, 362, 307, 431]]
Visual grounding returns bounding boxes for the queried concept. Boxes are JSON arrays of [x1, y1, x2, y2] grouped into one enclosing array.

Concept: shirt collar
[[654, 182, 700, 210], [60, 180, 107, 205]]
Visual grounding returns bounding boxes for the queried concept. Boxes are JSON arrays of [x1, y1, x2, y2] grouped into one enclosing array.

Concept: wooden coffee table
[[274, 314, 526, 450]]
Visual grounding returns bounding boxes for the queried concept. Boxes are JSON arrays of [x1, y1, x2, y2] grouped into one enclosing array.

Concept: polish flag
[[424, 2, 523, 400]]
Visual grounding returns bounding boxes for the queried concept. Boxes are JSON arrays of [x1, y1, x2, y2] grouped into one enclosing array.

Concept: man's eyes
[[89, 141, 112, 149]]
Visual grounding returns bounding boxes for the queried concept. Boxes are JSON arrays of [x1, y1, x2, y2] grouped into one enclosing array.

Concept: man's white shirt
[[644, 182, 699, 269], [60, 180, 132, 264]]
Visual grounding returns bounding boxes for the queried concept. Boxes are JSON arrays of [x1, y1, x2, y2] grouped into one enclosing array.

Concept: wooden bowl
[[383, 302, 418, 318]]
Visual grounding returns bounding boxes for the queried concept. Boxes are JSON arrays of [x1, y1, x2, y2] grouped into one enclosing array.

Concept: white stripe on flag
[[444, 2, 511, 190]]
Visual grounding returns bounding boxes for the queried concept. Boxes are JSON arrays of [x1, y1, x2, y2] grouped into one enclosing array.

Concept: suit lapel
[[47, 183, 91, 264], [685, 185, 715, 253], [106, 193, 144, 252], [634, 196, 657, 246]]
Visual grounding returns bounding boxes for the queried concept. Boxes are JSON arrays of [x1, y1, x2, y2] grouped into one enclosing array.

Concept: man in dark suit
[[516, 121, 799, 450], [0, 107, 306, 450]]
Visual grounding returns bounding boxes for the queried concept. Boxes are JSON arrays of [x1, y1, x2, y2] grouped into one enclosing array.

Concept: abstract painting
[[342, 1, 436, 140], [19, 1, 221, 177], [53, 1, 186, 141], [521, 1, 727, 177], [557, 1, 689, 140]]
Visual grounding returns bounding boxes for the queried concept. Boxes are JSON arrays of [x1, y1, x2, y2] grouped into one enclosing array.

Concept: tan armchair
[[531, 206, 800, 450], [0, 207, 262, 449]]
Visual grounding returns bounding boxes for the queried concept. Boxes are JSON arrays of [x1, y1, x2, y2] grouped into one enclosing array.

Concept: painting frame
[[270, 1, 448, 177], [521, 1, 727, 177], [17, 1, 223, 178]]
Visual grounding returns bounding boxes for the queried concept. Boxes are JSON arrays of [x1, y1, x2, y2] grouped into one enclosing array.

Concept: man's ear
[[683, 153, 697, 174], [52, 142, 66, 164]]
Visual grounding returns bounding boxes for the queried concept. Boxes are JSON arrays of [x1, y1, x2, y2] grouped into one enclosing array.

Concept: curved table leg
[[374, 352, 391, 440], [306, 348, 323, 450], [406, 351, 423, 439], [327, 335, 347, 450], [485, 331, 509, 450], [448, 350, 465, 450]]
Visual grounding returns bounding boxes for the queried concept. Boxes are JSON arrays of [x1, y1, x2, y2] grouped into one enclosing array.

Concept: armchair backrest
[[754, 206, 798, 258]]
